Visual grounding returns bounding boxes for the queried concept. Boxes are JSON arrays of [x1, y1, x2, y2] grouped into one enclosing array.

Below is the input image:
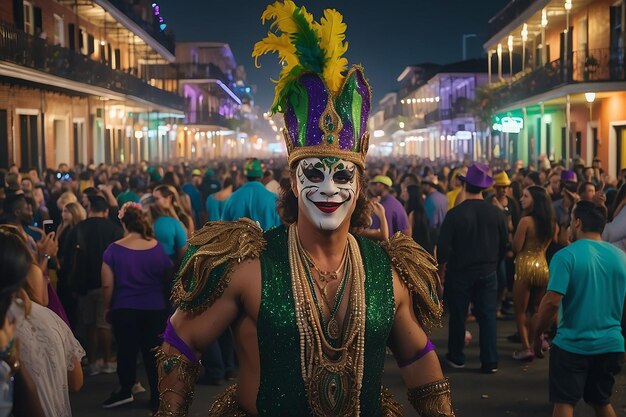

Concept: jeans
[[202, 329, 236, 380], [110, 309, 167, 403], [444, 271, 498, 366]]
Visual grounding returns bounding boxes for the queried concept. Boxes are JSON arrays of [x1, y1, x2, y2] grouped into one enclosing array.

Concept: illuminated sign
[[493, 116, 524, 133], [455, 130, 472, 140]]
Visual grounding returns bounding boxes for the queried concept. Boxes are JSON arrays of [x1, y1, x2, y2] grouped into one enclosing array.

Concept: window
[[53, 15, 64, 46], [23, 1, 34, 35], [79, 26, 88, 55]]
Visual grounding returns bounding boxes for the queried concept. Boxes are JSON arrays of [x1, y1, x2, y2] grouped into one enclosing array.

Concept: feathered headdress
[[253, 1, 371, 169]]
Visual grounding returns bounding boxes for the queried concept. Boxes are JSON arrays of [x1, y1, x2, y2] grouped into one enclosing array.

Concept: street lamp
[[585, 92, 596, 120], [462, 34, 477, 61]]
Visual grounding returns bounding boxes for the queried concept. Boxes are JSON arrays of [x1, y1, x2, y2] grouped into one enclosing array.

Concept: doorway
[[54, 119, 69, 166], [615, 125, 626, 175], [19, 114, 38, 170]]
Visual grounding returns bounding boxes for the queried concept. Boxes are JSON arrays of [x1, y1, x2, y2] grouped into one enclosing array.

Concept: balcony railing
[[491, 48, 625, 108], [98, 0, 175, 56], [424, 108, 457, 124], [184, 111, 231, 127], [0, 21, 183, 111], [487, 0, 540, 41], [144, 63, 229, 84]]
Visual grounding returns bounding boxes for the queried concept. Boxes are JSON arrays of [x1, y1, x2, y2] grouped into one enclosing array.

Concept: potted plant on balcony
[[584, 55, 599, 81]]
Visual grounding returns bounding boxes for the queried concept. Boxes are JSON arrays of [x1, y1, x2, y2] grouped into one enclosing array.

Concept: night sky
[[157, 0, 509, 110]]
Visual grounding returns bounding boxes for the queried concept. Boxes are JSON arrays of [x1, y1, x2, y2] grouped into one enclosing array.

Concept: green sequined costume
[[171, 220, 442, 416]]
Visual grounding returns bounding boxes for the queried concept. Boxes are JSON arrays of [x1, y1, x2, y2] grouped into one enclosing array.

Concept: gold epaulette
[[171, 218, 266, 314], [380, 232, 443, 333]]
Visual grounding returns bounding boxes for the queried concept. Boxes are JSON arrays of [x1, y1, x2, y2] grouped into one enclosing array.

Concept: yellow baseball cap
[[371, 175, 393, 188]]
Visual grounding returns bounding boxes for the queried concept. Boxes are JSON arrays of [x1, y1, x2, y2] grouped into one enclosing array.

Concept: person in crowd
[[353, 197, 389, 242], [369, 175, 411, 236], [511, 186, 555, 361], [552, 171, 578, 249], [116, 175, 141, 207], [2, 225, 85, 417], [262, 169, 281, 195], [205, 177, 233, 222], [221, 159, 281, 231], [55, 201, 87, 327], [438, 163, 508, 373], [523, 171, 542, 188], [101, 203, 172, 410], [64, 195, 123, 376], [422, 177, 448, 245], [153, 184, 195, 236], [533, 201, 626, 417], [406, 184, 432, 253], [577, 181, 596, 202], [547, 172, 562, 202], [149, 186, 188, 263], [162, 172, 194, 220], [602, 183, 626, 253], [446, 167, 467, 209], [200, 168, 222, 204], [0, 229, 46, 417], [182, 169, 205, 228]]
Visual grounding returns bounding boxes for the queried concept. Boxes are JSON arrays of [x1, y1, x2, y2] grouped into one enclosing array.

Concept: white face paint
[[295, 157, 357, 231]]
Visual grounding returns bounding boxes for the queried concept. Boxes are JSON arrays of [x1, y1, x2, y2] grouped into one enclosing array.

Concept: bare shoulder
[[391, 268, 410, 312], [228, 257, 262, 319]]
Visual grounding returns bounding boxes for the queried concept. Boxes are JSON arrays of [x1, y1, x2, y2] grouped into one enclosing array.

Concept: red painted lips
[[314, 202, 343, 213]]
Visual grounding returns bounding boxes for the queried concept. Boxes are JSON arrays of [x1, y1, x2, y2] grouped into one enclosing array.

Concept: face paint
[[295, 157, 357, 231]]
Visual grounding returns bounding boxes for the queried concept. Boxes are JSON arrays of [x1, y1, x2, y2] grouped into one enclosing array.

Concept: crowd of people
[[0, 153, 625, 416]]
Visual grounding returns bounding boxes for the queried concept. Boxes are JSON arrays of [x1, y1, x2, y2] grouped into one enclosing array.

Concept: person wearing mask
[[438, 163, 508, 373], [64, 195, 123, 376], [368, 175, 411, 236], [101, 203, 172, 410], [532, 202, 626, 417], [511, 186, 556, 361], [221, 159, 281, 231]]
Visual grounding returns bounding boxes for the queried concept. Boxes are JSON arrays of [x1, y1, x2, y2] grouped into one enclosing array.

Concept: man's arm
[[388, 271, 454, 416], [155, 258, 258, 417], [532, 290, 562, 357]]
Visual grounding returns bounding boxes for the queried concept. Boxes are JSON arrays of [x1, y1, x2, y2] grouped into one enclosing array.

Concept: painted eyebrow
[[302, 164, 325, 179]]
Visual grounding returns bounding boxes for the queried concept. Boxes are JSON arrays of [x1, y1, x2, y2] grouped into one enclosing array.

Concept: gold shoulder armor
[[380, 232, 443, 333], [171, 218, 266, 314]]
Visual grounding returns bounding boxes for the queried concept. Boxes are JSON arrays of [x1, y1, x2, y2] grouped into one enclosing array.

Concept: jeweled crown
[[253, 1, 371, 168]]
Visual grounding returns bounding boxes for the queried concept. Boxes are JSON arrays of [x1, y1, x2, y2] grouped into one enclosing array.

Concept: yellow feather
[[317, 9, 348, 94], [252, 32, 296, 68], [261, 0, 298, 34]]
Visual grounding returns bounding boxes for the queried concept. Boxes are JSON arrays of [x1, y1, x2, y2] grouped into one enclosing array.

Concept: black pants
[[110, 309, 167, 403]]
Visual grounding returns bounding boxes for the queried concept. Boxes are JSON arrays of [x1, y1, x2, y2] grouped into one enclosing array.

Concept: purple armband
[[161, 318, 198, 363], [397, 339, 436, 368]]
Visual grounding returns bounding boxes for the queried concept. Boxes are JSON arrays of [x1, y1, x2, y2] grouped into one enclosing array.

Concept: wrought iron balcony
[[143, 63, 229, 84], [0, 21, 183, 111], [184, 111, 231, 127], [424, 108, 454, 124], [486, 0, 540, 42], [491, 48, 625, 108], [97, 0, 175, 55]]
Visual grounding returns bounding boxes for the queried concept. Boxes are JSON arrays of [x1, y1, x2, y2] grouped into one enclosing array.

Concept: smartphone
[[43, 220, 54, 235]]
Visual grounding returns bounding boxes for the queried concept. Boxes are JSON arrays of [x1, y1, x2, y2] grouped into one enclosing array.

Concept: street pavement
[[70, 316, 626, 417]]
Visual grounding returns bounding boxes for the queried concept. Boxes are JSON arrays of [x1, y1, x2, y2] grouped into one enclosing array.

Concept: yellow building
[[486, 0, 626, 175]]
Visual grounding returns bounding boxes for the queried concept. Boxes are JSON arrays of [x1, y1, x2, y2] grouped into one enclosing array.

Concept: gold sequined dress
[[514, 238, 550, 286]]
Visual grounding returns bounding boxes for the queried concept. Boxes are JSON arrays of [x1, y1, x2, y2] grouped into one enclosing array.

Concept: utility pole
[[462, 34, 477, 61]]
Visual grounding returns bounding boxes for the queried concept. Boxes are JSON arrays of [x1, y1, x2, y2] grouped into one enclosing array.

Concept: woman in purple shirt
[[101, 203, 173, 410]]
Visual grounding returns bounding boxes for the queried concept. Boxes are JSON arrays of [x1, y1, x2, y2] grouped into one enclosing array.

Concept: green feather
[[290, 6, 326, 74]]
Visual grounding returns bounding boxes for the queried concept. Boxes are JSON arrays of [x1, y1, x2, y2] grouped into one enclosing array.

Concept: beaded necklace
[[289, 224, 366, 417], [304, 258, 350, 343]]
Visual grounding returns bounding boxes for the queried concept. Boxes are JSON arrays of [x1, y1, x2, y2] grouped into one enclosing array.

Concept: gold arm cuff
[[407, 377, 455, 417], [153, 346, 202, 417], [380, 386, 403, 416], [207, 384, 252, 417]]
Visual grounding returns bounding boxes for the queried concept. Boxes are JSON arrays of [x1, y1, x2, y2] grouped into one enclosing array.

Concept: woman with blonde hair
[[153, 184, 194, 235], [56, 191, 78, 211], [149, 187, 188, 263]]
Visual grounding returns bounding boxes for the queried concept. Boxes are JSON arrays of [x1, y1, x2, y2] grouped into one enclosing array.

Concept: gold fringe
[[171, 219, 266, 313], [407, 378, 455, 417], [153, 346, 201, 417], [381, 386, 404, 416], [207, 385, 251, 417], [380, 232, 443, 333]]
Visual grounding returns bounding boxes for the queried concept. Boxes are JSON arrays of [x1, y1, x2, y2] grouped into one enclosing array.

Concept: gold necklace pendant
[[327, 318, 340, 340]]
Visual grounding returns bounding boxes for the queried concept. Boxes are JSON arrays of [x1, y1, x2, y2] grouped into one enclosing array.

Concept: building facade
[[485, 0, 626, 175], [0, 0, 184, 170]]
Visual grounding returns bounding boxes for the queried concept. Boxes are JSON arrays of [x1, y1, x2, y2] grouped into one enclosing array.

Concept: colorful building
[[485, 0, 626, 175], [0, 0, 185, 170]]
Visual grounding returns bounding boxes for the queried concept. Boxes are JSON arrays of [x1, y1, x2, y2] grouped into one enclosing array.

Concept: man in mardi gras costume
[[154, 2, 454, 416]]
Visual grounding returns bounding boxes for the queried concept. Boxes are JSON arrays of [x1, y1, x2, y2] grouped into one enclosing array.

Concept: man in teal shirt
[[221, 159, 280, 231], [533, 201, 626, 417]]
